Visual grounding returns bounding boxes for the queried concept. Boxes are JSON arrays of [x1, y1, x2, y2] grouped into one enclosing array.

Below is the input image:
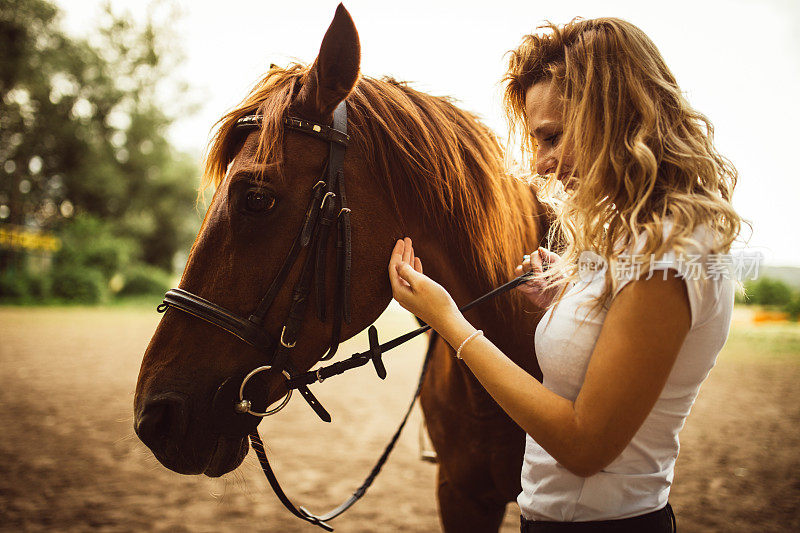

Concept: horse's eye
[[243, 188, 276, 214]]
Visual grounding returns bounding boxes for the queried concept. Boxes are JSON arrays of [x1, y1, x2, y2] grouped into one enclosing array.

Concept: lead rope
[[249, 329, 439, 531]]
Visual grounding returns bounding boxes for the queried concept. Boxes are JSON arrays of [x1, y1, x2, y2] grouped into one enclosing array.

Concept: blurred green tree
[[743, 277, 794, 307], [0, 0, 199, 282], [785, 294, 800, 321]]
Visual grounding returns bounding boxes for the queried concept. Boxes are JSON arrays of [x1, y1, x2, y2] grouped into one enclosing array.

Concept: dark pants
[[520, 503, 676, 532]]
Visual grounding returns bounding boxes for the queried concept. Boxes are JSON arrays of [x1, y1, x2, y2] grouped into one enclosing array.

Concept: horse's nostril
[[135, 393, 189, 455]]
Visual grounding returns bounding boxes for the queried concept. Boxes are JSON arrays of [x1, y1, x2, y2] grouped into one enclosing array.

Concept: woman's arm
[[437, 271, 691, 477]]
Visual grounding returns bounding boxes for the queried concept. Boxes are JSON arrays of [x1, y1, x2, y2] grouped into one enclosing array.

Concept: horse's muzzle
[[134, 391, 195, 471]]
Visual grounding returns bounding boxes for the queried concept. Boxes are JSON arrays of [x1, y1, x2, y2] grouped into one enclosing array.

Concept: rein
[[249, 271, 535, 531], [156, 100, 538, 530]]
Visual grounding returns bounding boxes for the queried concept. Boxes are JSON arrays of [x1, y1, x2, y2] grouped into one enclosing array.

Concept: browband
[[235, 114, 350, 147]]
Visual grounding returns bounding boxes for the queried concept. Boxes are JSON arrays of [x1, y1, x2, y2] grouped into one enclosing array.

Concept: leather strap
[[318, 102, 349, 360], [158, 289, 276, 352], [314, 102, 347, 326], [248, 179, 323, 324], [235, 114, 349, 147], [301, 180, 327, 247], [284, 360, 331, 423], [314, 193, 336, 322], [284, 116, 349, 146], [249, 432, 335, 531], [158, 97, 541, 530], [285, 269, 538, 389], [338, 178, 352, 326], [249, 330, 438, 531], [271, 234, 319, 373]]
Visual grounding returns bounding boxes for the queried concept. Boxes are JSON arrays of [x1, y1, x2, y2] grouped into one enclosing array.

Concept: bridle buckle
[[280, 325, 297, 348]]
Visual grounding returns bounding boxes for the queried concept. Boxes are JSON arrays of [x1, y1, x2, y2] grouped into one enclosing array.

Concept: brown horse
[[134, 5, 546, 531]]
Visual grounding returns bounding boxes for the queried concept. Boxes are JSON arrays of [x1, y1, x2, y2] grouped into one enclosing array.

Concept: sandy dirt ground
[[0, 305, 798, 532]]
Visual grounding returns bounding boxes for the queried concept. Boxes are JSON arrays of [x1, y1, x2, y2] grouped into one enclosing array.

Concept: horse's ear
[[296, 3, 360, 120]]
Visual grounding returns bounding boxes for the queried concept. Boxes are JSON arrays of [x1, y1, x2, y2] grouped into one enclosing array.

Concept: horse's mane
[[204, 64, 543, 315]]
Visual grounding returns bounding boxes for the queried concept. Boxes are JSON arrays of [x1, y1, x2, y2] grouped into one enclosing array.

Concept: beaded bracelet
[[455, 329, 483, 360]]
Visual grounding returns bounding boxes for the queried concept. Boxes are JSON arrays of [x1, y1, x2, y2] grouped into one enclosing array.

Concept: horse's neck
[[409, 222, 542, 375]]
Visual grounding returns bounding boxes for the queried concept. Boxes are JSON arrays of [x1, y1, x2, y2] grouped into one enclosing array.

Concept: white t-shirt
[[518, 222, 734, 521]]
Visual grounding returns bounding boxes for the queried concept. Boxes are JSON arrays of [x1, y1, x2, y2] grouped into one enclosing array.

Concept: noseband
[[156, 100, 537, 530]]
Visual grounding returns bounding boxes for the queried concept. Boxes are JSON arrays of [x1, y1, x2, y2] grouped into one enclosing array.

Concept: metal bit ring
[[237, 365, 293, 417]]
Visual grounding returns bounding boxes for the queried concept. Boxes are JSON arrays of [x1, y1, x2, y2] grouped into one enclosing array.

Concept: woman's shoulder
[[612, 218, 733, 328]]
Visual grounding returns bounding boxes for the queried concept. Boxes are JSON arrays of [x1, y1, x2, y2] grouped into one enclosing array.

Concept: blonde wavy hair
[[504, 17, 743, 310]]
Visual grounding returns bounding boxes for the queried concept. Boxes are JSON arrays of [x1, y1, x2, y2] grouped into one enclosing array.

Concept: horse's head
[[133, 5, 402, 477]]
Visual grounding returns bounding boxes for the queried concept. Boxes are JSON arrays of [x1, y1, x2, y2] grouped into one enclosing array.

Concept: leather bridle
[[156, 100, 537, 530]]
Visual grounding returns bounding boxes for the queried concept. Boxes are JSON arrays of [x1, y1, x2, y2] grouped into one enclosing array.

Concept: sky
[[56, 0, 800, 266]]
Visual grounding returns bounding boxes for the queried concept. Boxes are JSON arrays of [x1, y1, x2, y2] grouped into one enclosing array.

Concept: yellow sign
[[0, 224, 61, 252]]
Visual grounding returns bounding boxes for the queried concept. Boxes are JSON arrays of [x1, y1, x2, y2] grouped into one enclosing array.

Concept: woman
[[388, 17, 741, 532]]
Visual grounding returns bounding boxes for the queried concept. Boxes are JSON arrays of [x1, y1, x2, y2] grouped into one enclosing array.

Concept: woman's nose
[[535, 155, 556, 176]]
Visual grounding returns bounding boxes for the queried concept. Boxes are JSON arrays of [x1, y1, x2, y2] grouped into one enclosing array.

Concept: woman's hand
[[388, 237, 460, 329], [514, 247, 562, 308]]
